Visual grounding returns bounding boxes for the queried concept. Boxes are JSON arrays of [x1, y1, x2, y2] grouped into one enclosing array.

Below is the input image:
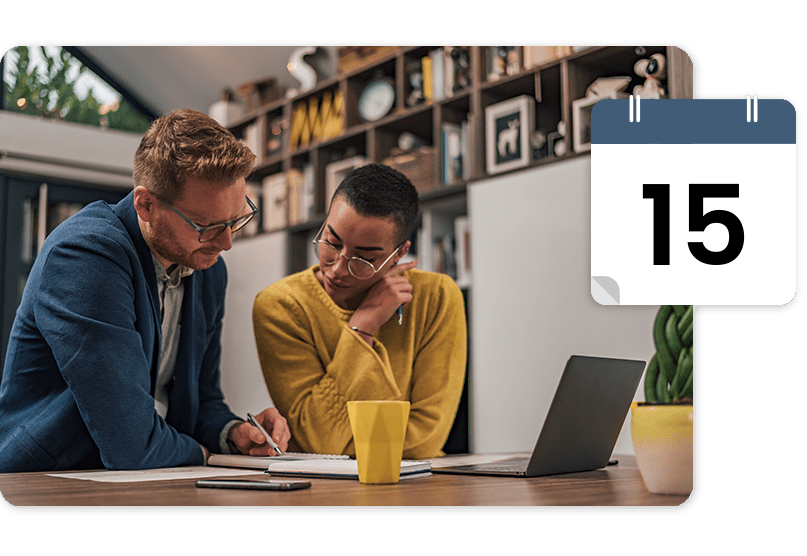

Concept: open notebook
[[264, 458, 431, 480], [208, 453, 432, 480], [208, 452, 348, 470]]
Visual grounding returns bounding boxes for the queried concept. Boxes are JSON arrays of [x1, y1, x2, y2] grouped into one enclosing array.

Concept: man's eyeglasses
[[312, 221, 401, 280], [152, 192, 258, 243]]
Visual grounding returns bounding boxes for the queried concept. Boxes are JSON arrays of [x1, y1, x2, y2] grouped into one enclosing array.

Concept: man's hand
[[230, 407, 291, 456], [350, 260, 417, 337]]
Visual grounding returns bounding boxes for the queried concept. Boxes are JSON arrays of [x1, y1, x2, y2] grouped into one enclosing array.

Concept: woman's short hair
[[332, 163, 420, 245]]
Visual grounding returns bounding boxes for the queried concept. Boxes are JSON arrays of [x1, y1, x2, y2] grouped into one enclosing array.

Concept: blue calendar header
[[591, 99, 795, 144]]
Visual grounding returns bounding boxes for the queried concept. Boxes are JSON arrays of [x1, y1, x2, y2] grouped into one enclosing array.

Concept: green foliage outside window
[[3, 46, 151, 134]]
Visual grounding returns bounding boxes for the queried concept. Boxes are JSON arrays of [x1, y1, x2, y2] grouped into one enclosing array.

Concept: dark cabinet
[[1, 174, 128, 369]]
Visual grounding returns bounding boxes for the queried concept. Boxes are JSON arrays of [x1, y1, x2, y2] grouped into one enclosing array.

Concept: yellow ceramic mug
[[347, 400, 410, 484]]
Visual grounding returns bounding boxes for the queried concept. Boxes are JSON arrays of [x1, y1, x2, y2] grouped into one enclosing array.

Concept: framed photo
[[485, 95, 534, 175], [325, 155, 367, 209], [261, 172, 288, 232], [571, 91, 630, 153]]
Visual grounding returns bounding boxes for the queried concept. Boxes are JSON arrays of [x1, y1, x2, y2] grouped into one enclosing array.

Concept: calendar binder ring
[[629, 95, 641, 123], [747, 95, 758, 122]]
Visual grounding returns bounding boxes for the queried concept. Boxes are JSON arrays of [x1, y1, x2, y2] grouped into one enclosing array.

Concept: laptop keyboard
[[481, 464, 527, 472], [480, 457, 530, 472]]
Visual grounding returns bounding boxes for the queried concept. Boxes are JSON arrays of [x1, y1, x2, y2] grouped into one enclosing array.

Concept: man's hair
[[133, 108, 256, 202], [332, 163, 420, 245]]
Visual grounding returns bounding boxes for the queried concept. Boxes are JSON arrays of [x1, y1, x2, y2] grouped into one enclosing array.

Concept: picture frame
[[571, 91, 630, 153], [485, 95, 534, 175], [325, 155, 368, 209]]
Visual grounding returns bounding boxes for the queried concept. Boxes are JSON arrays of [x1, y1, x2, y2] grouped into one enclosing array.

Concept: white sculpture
[[287, 46, 318, 94], [498, 117, 520, 158]]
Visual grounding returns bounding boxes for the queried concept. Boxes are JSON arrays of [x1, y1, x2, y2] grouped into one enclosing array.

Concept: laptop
[[433, 355, 645, 477]]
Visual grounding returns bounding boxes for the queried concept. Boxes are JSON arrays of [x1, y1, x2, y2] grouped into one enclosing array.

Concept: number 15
[[643, 183, 745, 266]]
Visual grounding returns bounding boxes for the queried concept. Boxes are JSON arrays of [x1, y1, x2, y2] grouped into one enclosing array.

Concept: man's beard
[[146, 218, 221, 271]]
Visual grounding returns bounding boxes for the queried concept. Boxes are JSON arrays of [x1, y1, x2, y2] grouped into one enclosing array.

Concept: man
[[252, 163, 466, 459], [0, 108, 290, 473]]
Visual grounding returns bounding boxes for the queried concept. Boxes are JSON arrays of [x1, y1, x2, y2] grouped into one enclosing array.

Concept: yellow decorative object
[[289, 103, 307, 150], [630, 401, 693, 495], [288, 90, 345, 152], [322, 90, 344, 140]]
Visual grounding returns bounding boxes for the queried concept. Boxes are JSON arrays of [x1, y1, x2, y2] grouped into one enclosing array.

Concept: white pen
[[246, 412, 282, 455]]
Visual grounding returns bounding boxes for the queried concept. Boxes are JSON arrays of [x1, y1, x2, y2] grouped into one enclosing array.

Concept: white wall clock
[[358, 76, 395, 122]]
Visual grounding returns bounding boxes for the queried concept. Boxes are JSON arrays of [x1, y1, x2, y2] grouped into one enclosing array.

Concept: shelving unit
[[228, 46, 693, 280], [0, 111, 141, 372], [0, 175, 128, 368]]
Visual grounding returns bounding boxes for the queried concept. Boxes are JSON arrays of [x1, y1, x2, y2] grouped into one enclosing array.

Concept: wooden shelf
[[229, 46, 693, 276]]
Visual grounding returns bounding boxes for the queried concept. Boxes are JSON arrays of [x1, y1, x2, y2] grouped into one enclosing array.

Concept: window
[[2, 46, 152, 134]]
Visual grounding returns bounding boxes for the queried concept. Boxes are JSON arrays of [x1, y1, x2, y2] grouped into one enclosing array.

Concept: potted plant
[[631, 304, 693, 495]]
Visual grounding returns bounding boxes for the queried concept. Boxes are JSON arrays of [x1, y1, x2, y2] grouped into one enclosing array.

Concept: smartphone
[[195, 479, 311, 491]]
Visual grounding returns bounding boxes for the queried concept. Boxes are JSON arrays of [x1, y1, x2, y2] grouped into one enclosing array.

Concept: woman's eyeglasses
[[312, 221, 401, 280]]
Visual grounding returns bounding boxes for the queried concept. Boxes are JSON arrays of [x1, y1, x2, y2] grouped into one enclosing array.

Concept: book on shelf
[[429, 48, 445, 102], [300, 162, 316, 223], [454, 215, 471, 288], [522, 46, 573, 69], [442, 235, 457, 280], [241, 120, 264, 162], [261, 172, 288, 232], [443, 48, 456, 99], [337, 46, 398, 74], [431, 235, 457, 280], [21, 198, 34, 264], [464, 112, 477, 178], [421, 55, 433, 101], [286, 164, 316, 226], [461, 119, 470, 180], [208, 453, 432, 480], [287, 168, 302, 227], [441, 121, 468, 185], [556, 46, 574, 57]]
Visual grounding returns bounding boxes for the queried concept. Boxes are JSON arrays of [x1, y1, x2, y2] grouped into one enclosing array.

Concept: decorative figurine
[[447, 46, 471, 94], [633, 53, 667, 99], [498, 117, 520, 158], [407, 60, 424, 107], [286, 46, 332, 95]]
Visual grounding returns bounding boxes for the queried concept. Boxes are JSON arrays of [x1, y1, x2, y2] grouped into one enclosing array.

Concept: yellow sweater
[[252, 266, 467, 459]]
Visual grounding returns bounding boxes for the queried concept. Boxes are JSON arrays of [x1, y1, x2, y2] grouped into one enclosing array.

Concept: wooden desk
[[0, 455, 687, 506]]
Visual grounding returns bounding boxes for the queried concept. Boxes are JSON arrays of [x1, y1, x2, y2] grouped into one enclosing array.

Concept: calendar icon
[[590, 97, 797, 306]]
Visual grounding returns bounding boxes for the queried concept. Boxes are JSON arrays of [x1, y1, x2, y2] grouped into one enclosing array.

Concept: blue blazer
[[0, 192, 240, 472]]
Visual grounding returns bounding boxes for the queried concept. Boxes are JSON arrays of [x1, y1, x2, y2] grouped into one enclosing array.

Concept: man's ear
[[133, 186, 156, 222]]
